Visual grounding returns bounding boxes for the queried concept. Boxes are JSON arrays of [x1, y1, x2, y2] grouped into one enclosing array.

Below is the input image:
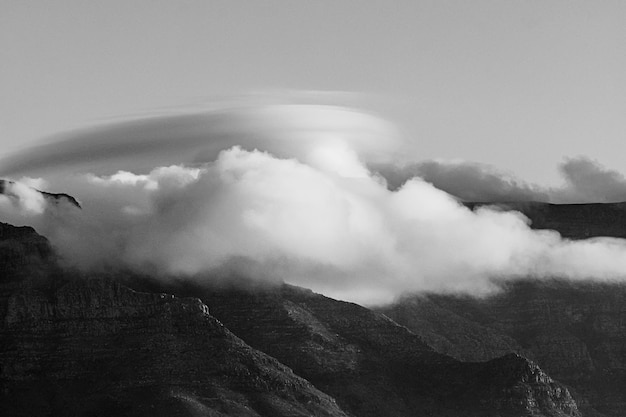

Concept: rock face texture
[[164, 282, 580, 417], [0, 223, 348, 417], [0, 221, 581, 417], [0, 222, 54, 277]]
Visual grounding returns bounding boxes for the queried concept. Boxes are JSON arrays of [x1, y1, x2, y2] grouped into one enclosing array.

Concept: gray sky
[[2, 1, 625, 184]]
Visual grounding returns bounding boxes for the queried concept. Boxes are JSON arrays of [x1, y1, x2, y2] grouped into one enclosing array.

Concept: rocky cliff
[[0, 221, 580, 416], [0, 223, 348, 417]]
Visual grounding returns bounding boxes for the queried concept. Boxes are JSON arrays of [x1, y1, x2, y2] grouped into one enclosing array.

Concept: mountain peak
[[0, 178, 81, 209]]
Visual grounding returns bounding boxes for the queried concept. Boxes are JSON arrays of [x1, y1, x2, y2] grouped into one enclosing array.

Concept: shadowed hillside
[[0, 221, 579, 417], [0, 222, 349, 417]]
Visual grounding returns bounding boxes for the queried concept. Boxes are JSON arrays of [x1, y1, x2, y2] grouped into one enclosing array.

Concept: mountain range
[[1, 196, 626, 416]]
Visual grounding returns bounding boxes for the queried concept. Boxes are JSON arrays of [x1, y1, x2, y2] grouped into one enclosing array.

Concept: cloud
[[373, 156, 626, 204], [551, 157, 626, 203], [373, 160, 549, 202], [4, 100, 626, 305], [0, 179, 47, 214], [0, 103, 398, 178]]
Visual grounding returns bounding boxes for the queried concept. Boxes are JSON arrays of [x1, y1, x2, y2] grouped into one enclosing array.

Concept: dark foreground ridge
[[170, 281, 579, 417], [0, 225, 347, 417], [0, 221, 579, 417]]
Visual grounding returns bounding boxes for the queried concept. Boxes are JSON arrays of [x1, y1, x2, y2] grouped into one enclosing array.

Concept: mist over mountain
[[4, 103, 626, 305], [5, 190, 626, 416], [3, 103, 626, 415], [0, 220, 582, 417]]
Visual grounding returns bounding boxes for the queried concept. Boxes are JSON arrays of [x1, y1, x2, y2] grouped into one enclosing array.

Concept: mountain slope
[[466, 201, 626, 239], [0, 223, 348, 417], [0, 221, 581, 417], [385, 197, 626, 417], [160, 281, 580, 417]]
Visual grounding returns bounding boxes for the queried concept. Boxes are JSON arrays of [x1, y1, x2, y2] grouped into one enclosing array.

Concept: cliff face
[[0, 224, 348, 417], [0, 220, 580, 417], [0, 222, 54, 278]]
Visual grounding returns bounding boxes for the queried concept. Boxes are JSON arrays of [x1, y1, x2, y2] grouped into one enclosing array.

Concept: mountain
[[0, 221, 579, 416], [0, 222, 348, 417], [383, 201, 626, 417]]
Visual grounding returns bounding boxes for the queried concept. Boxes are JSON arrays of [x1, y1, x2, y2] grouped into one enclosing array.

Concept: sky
[[2, 1, 626, 185]]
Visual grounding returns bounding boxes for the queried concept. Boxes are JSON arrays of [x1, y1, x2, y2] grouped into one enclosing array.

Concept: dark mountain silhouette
[[0, 222, 348, 417], [0, 221, 579, 416], [165, 281, 579, 417]]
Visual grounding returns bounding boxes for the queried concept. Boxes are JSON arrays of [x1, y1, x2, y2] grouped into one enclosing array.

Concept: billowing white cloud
[[3, 102, 626, 305]]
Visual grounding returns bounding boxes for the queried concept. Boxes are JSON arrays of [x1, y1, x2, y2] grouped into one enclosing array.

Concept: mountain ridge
[[0, 220, 580, 416]]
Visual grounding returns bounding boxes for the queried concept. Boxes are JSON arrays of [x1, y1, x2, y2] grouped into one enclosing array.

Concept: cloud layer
[[376, 156, 626, 204], [3, 101, 626, 304]]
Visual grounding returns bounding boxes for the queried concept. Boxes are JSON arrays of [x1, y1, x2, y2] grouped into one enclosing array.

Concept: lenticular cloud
[[3, 102, 626, 304]]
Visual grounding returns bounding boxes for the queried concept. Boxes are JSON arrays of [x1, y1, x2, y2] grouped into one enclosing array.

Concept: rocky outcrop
[[477, 353, 580, 416]]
